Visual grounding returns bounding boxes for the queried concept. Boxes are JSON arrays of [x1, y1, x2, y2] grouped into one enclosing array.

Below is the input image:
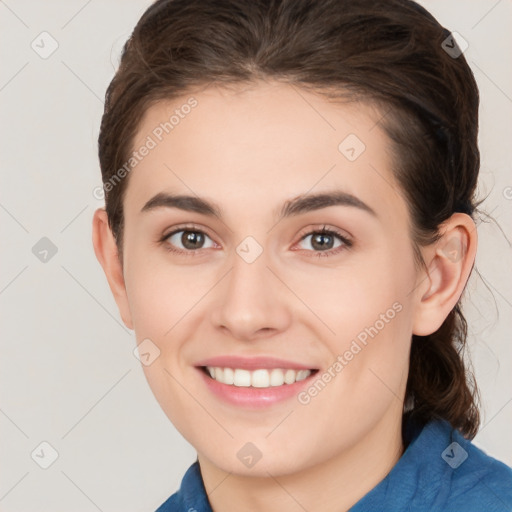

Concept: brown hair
[[98, 0, 481, 437]]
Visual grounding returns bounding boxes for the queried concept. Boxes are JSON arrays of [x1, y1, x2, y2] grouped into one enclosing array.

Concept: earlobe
[[92, 208, 134, 330], [412, 214, 477, 336]]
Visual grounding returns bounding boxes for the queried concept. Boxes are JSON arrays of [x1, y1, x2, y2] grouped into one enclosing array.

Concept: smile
[[203, 366, 315, 388]]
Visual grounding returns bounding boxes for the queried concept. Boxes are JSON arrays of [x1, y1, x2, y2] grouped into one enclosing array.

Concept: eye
[[159, 224, 352, 258], [161, 225, 217, 255], [295, 225, 352, 258]]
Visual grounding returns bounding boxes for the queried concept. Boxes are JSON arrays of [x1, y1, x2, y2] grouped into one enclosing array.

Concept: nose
[[210, 248, 292, 342]]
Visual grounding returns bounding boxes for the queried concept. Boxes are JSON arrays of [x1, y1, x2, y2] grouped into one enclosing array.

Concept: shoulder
[[442, 425, 512, 510], [351, 418, 512, 512], [155, 461, 212, 512], [155, 493, 180, 512]]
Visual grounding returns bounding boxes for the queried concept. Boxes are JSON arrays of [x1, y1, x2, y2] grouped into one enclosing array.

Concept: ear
[[92, 208, 133, 330], [412, 213, 477, 336]]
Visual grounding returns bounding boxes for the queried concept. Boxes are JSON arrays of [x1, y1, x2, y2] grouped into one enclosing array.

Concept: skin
[[92, 81, 477, 512]]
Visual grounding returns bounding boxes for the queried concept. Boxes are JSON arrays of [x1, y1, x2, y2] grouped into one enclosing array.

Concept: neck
[[198, 412, 405, 512]]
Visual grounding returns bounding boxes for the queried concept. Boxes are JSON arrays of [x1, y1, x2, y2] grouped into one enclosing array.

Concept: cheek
[[311, 244, 415, 389], [124, 253, 211, 385], [326, 261, 415, 408], [124, 249, 199, 337], [305, 255, 412, 342]]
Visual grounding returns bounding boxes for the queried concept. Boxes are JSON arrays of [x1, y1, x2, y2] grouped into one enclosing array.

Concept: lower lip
[[196, 367, 318, 409]]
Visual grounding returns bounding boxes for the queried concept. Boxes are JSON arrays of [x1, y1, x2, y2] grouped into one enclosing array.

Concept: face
[[117, 81, 421, 476]]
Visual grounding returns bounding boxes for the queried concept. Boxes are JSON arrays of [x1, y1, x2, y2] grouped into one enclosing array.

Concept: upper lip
[[195, 355, 319, 371]]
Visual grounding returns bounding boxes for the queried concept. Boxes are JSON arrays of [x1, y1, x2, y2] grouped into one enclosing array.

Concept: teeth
[[296, 369, 311, 381], [284, 369, 296, 384], [234, 369, 251, 387], [269, 368, 284, 386], [205, 367, 312, 388], [251, 369, 269, 388], [223, 367, 234, 385]]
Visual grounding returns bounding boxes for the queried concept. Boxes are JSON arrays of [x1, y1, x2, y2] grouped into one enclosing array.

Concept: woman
[[92, 0, 512, 510]]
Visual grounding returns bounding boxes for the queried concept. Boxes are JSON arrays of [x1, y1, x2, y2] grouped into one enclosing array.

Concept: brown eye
[[309, 232, 337, 251], [296, 227, 352, 258], [163, 228, 216, 254], [179, 231, 205, 250]]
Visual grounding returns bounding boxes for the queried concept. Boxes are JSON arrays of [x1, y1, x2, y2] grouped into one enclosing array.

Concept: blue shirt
[[156, 418, 512, 511]]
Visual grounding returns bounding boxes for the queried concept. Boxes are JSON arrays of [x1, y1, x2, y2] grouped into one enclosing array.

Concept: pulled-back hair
[[98, 0, 481, 437]]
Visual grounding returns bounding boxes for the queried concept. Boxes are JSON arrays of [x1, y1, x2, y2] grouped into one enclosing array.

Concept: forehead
[[124, 81, 406, 222]]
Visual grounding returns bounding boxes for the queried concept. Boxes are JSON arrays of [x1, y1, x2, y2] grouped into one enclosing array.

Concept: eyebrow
[[140, 190, 377, 220]]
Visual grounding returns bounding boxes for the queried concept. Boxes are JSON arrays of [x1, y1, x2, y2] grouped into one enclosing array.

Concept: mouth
[[200, 366, 319, 388], [196, 364, 320, 408]]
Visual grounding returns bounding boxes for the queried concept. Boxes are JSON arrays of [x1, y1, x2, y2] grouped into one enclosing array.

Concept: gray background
[[1, 1, 511, 511]]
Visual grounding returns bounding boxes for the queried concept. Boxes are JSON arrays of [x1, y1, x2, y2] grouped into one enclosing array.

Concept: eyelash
[[159, 224, 353, 258]]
